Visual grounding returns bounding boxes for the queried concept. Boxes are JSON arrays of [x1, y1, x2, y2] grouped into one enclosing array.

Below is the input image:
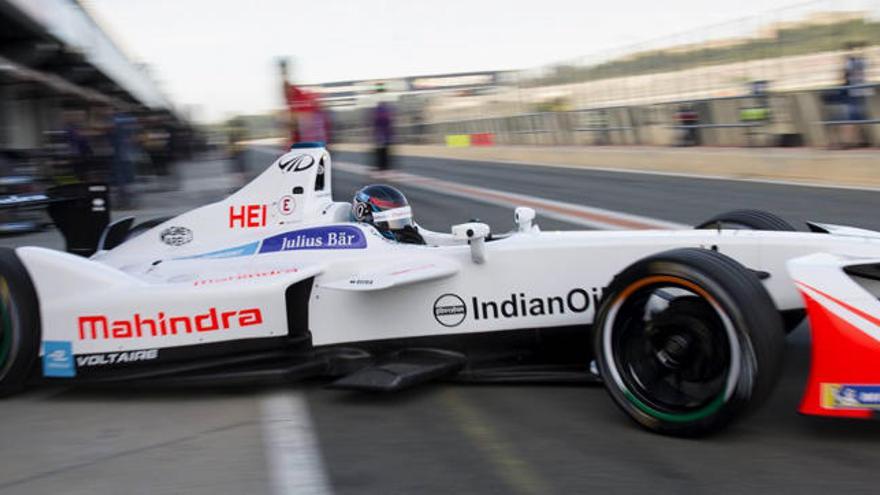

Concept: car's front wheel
[[593, 248, 784, 436], [696, 209, 803, 333]]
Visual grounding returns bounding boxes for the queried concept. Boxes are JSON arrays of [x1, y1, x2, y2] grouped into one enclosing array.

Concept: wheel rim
[[602, 275, 741, 423], [0, 279, 12, 372]]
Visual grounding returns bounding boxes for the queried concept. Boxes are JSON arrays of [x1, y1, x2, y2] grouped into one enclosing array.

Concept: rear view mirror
[[452, 222, 490, 264], [515, 207, 536, 232]]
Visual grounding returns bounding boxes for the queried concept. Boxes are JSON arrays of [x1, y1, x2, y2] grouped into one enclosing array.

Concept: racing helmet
[[351, 184, 424, 244]]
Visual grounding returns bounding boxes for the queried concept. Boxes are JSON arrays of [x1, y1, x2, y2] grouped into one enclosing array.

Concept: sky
[[83, 0, 813, 122]]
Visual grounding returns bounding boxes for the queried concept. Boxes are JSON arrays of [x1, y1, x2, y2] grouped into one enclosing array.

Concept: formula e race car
[[1, 142, 879, 437]]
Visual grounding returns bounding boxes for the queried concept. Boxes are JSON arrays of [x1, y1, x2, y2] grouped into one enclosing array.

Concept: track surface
[[331, 149, 880, 231], [1, 149, 879, 494]]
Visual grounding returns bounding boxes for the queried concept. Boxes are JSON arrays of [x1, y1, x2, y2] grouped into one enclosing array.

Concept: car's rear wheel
[[0, 248, 40, 397], [593, 248, 784, 437], [694, 209, 796, 231]]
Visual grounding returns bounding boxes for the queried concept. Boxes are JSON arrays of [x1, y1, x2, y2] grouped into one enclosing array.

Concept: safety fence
[[337, 82, 880, 149]]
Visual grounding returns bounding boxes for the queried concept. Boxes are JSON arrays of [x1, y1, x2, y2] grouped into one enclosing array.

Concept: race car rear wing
[[0, 183, 110, 256]]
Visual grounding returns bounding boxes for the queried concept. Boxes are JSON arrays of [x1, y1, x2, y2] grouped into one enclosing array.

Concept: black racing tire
[[695, 209, 796, 231], [696, 210, 803, 333], [593, 248, 785, 437], [0, 248, 40, 397], [125, 216, 174, 241]]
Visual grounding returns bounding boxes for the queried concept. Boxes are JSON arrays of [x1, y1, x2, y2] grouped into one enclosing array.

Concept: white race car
[[2, 142, 880, 437]]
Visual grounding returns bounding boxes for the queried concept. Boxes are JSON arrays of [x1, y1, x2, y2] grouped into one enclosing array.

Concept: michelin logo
[[822, 383, 880, 409], [42, 341, 76, 378]]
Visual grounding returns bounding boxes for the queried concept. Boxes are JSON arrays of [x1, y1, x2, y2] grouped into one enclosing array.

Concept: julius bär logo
[[278, 154, 315, 173], [258, 226, 366, 253], [433, 294, 467, 327], [77, 307, 263, 340]]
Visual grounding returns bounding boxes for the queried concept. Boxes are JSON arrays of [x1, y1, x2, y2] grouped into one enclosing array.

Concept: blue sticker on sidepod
[[43, 341, 76, 378], [187, 241, 259, 259], [259, 225, 366, 253]]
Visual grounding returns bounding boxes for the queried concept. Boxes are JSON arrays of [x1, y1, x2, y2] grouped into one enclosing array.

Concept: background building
[[0, 0, 178, 150]]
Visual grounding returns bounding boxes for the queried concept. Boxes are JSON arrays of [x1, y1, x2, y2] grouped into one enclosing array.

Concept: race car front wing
[[789, 253, 880, 418]]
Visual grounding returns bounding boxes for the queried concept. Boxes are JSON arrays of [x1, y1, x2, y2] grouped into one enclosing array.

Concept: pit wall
[[338, 89, 880, 150]]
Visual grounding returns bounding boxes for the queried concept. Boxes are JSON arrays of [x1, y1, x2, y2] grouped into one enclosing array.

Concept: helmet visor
[[372, 205, 414, 230]]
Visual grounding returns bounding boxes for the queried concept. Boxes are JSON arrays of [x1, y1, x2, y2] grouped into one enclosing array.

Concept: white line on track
[[261, 392, 333, 495], [334, 160, 688, 230]]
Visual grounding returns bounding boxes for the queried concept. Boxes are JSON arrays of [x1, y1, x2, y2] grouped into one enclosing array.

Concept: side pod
[[16, 246, 144, 301]]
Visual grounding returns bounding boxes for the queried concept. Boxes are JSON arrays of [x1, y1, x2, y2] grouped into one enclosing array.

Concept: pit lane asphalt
[[331, 149, 880, 231], [0, 150, 879, 494]]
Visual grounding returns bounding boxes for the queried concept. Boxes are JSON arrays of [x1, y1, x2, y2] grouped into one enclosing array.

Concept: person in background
[[740, 80, 772, 147], [109, 112, 138, 209], [595, 108, 610, 146], [143, 113, 171, 186], [227, 119, 248, 189], [163, 116, 183, 190], [61, 109, 93, 181], [89, 107, 116, 184], [279, 59, 329, 145], [372, 83, 394, 172], [674, 104, 700, 146], [841, 41, 872, 147]]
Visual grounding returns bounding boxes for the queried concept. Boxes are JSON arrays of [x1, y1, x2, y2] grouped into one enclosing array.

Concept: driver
[[351, 184, 425, 244]]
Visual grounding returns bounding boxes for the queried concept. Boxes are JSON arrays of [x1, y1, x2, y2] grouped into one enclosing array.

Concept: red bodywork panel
[[798, 282, 880, 418]]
